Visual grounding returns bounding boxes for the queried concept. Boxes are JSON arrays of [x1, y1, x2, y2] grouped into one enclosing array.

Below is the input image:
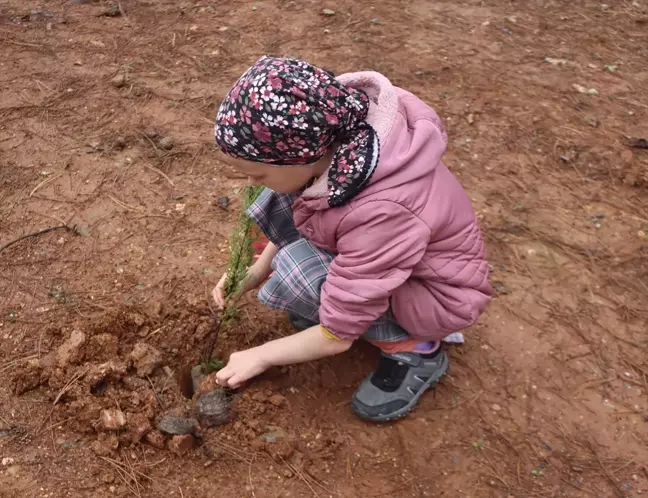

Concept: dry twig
[[0, 225, 77, 254], [54, 366, 90, 405]]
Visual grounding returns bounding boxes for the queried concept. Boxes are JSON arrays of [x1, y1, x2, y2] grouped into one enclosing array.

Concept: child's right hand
[[212, 264, 268, 310]]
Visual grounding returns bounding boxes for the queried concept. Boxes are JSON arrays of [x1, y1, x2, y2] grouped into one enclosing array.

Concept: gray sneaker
[[351, 349, 449, 422]]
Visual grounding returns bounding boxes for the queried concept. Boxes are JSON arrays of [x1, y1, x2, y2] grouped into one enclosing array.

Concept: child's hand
[[212, 264, 268, 310], [216, 348, 270, 388]]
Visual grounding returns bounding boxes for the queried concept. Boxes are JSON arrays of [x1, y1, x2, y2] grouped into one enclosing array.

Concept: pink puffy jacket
[[292, 72, 491, 341]]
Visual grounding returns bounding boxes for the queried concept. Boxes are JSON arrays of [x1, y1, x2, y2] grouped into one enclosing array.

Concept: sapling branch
[[201, 185, 264, 364]]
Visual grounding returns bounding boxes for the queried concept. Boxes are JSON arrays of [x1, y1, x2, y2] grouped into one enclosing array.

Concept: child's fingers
[[227, 377, 242, 389], [212, 286, 225, 309], [216, 366, 233, 386]]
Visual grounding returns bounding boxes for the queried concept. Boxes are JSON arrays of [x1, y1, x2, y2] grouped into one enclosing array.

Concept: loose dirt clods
[[128, 342, 163, 378]]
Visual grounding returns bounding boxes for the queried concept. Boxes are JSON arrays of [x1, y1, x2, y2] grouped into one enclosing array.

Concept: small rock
[[75, 225, 90, 236], [2, 457, 15, 466], [492, 281, 510, 296], [110, 73, 128, 88], [99, 5, 121, 17], [491, 403, 502, 412], [57, 329, 86, 367], [321, 8, 336, 16], [191, 364, 206, 394], [621, 150, 633, 164], [6, 465, 21, 477], [604, 64, 618, 72], [217, 196, 230, 210], [268, 394, 285, 407], [127, 413, 152, 442], [157, 416, 198, 436], [168, 434, 194, 456], [30, 9, 56, 18], [87, 360, 127, 393], [157, 136, 174, 150], [91, 433, 119, 456], [259, 426, 287, 443], [545, 57, 569, 66], [99, 409, 126, 431], [195, 389, 229, 427], [145, 430, 166, 449], [144, 128, 158, 139], [572, 84, 599, 96], [128, 342, 162, 377]]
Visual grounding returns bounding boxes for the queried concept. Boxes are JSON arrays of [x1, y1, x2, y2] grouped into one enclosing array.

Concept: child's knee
[[274, 239, 333, 300]]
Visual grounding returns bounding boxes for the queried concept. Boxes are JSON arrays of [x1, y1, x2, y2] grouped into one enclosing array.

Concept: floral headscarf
[[214, 56, 380, 207]]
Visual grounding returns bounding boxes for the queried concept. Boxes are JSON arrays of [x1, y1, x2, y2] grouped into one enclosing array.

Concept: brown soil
[[1, 1, 647, 497]]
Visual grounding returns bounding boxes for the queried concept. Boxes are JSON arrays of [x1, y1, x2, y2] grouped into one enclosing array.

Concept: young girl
[[212, 56, 491, 422]]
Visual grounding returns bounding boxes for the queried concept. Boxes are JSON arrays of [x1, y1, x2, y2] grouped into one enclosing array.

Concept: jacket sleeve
[[319, 200, 431, 340]]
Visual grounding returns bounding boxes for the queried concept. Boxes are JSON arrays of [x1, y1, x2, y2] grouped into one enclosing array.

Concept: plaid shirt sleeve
[[246, 188, 300, 249]]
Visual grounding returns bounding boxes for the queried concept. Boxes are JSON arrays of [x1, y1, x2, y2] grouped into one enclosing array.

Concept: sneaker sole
[[350, 352, 449, 423]]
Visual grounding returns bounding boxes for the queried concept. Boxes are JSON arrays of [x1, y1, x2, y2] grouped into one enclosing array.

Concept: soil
[[1, 0, 647, 497]]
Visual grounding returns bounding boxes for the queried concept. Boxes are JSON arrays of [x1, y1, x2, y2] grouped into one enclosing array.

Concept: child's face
[[222, 155, 321, 193]]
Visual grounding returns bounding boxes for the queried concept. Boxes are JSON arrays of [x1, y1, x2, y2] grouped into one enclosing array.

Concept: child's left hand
[[216, 348, 270, 388]]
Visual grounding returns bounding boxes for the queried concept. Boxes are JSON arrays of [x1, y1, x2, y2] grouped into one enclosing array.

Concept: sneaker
[[351, 348, 449, 422]]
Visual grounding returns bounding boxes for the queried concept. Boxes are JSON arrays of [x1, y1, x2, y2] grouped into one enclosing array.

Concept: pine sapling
[[201, 185, 265, 366]]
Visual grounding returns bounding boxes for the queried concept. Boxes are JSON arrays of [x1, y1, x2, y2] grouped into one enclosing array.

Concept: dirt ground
[[1, 0, 647, 496]]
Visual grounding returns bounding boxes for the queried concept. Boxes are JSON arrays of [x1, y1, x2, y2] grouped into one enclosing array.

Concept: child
[[212, 56, 491, 422]]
